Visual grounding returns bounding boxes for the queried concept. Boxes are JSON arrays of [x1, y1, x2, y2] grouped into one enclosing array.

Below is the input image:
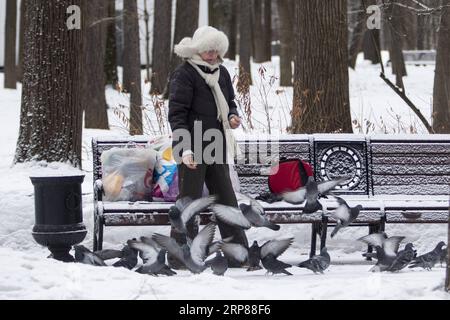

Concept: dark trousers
[[168, 163, 249, 266]]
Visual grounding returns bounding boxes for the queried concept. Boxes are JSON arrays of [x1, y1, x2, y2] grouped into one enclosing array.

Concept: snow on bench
[[92, 134, 450, 257]]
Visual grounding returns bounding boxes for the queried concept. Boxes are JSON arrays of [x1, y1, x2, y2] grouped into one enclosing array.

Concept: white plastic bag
[[101, 147, 158, 201]]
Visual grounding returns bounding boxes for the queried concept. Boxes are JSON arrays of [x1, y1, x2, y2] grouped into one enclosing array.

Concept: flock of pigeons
[[73, 176, 447, 276]]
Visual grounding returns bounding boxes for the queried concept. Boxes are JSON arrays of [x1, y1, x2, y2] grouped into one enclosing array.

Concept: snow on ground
[[0, 56, 448, 300]]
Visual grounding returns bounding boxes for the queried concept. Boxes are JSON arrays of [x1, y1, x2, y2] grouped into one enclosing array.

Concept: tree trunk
[[4, 0, 17, 89], [432, 1, 450, 133], [252, 0, 265, 63], [144, 0, 151, 82], [363, 29, 381, 64], [163, 0, 199, 98], [228, 0, 238, 60], [123, 0, 143, 135], [291, 0, 352, 134], [17, 0, 27, 83], [276, 0, 294, 86], [263, 0, 272, 61], [82, 0, 109, 130], [104, 0, 118, 86], [386, 1, 407, 89], [238, 0, 252, 86], [348, 0, 365, 69], [14, 0, 83, 167], [151, 0, 172, 95]]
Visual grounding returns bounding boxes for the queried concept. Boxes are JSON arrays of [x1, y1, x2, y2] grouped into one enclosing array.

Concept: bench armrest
[[94, 179, 104, 202]]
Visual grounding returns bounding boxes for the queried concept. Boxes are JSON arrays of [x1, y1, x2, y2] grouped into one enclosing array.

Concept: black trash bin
[[30, 175, 87, 262]]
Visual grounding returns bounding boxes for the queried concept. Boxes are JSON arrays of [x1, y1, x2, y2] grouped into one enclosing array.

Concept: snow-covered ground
[[0, 56, 448, 300]]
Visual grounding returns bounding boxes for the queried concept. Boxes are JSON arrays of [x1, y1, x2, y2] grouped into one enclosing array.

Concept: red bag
[[268, 159, 314, 194]]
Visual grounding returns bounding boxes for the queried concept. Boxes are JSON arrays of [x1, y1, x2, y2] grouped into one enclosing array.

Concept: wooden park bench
[[387, 50, 436, 67], [92, 134, 449, 258]]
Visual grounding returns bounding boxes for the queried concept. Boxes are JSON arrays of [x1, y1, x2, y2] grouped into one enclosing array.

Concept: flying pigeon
[[135, 249, 176, 276], [74, 245, 107, 266], [261, 254, 293, 276], [329, 197, 362, 238], [358, 233, 405, 259], [409, 241, 446, 270], [169, 196, 216, 234], [238, 202, 280, 231], [281, 176, 349, 214], [298, 247, 331, 274], [209, 204, 252, 230], [205, 251, 229, 276], [220, 238, 294, 272], [151, 223, 217, 274], [369, 246, 397, 272]]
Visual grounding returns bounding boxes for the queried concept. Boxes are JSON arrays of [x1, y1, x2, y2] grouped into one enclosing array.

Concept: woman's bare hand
[[182, 154, 198, 170], [229, 115, 241, 129]]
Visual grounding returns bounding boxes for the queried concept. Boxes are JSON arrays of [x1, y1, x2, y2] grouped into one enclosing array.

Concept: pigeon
[[94, 249, 123, 261], [205, 251, 229, 276], [370, 246, 397, 272], [210, 204, 252, 230], [236, 193, 280, 231], [329, 197, 362, 238], [220, 238, 294, 272], [358, 233, 405, 259], [135, 249, 176, 276], [387, 243, 417, 272], [261, 254, 293, 276], [298, 247, 331, 274], [74, 245, 107, 266], [409, 241, 446, 270], [169, 196, 216, 234], [152, 223, 217, 274], [112, 243, 138, 269], [281, 176, 349, 214]]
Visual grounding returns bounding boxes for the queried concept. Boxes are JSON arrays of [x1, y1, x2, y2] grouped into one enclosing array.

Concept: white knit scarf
[[187, 54, 240, 163]]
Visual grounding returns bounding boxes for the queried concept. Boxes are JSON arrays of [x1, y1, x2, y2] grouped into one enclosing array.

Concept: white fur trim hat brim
[[174, 26, 229, 59]]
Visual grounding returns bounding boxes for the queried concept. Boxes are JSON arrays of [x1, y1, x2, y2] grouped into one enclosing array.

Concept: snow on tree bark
[[14, 0, 83, 167], [291, 0, 352, 133]]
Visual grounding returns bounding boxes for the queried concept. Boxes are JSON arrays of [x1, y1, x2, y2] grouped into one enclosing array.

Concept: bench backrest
[[92, 134, 450, 197]]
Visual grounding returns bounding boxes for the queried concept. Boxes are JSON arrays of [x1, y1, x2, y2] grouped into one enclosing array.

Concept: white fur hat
[[174, 26, 229, 59]]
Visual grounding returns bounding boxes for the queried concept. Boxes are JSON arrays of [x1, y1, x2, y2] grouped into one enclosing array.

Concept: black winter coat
[[168, 62, 239, 162]]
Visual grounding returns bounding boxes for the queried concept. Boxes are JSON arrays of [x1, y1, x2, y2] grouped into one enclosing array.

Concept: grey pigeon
[[152, 223, 217, 274], [128, 236, 160, 264], [74, 245, 107, 266], [136, 249, 176, 276], [220, 238, 294, 272], [281, 176, 348, 214], [205, 251, 229, 276], [94, 249, 123, 261], [329, 197, 362, 238], [387, 243, 417, 272], [261, 254, 292, 276], [210, 204, 252, 230], [298, 247, 331, 274], [112, 243, 138, 269], [370, 246, 397, 272], [359, 233, 405, 259], [236, 193, 280, 231], [169, 196, 216, 234], [409, 241, 446, 270]]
